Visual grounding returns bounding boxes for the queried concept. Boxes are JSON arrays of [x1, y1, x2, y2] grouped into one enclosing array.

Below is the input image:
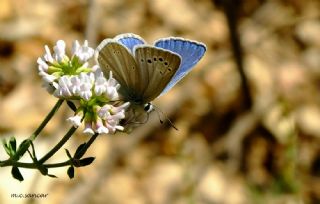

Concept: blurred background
[[0, 0, 319, 203]]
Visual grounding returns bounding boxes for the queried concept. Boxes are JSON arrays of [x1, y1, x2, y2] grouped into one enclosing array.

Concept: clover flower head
[[37, 40, 95, 96], [60, 70, 130, 135], [38, 40, 131, 135], [68, 101, 129, 135]]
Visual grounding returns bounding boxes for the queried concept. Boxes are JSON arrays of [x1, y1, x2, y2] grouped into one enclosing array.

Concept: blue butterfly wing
[[155, 38, 206, 94], [115, 33, 146, 53]]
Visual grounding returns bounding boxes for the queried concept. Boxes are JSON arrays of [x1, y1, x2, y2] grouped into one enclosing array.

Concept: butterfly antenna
[[153, 105, 178, 131]]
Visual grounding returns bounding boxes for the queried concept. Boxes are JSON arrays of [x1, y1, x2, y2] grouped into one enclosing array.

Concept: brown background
[[0, 0, 319, 203]]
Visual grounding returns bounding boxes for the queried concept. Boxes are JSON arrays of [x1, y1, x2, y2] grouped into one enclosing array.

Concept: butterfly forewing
[[134, 46, 181, 103], [96, 40, 141, 99]]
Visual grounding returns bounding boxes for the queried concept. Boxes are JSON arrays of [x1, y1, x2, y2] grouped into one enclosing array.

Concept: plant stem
[[0, 133, 99, 169], [31, 99, 64, 140], [0, 159, 72, 169], [9, 99, 64, 162], [39, 126, 77, 163], [74, 133, 99, 158]]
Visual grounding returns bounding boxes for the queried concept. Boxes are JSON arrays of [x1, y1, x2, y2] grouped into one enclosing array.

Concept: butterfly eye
[[144, 103, 153, 112]]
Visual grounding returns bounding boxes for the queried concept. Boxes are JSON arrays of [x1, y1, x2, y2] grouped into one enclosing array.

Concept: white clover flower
[[95, 102, 129, 134], [54, 76, 73, 98], [37, 58, 49, 72], [94, 71, 108, 96], [44, 45, 54, 63], [69, 75, 82, 96], [83, 122, 95, 136], [38, 40, 130, 135], [78, 73, 94, 101], [67, 114, 82, 127], [37, 40, 95, 96], [53, 40, 67, 62], [95, 118, 109, 134], [39, 71, 57, 83], [67, 101, 130, 135], [72, 40, 94, 63]]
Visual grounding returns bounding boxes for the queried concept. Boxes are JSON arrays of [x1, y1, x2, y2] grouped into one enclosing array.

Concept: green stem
[[0, 133, 99, 169], [0, 159, 72, 169], [9, 99, 64, 162], [74, 133, 99, 158], [31, 99, 64, 140], [39, 126, 77, 163]]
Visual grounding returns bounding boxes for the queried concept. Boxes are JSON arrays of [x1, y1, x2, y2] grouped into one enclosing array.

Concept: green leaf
[[67, 166, 74, 179], [15, 139, 31, 160], [11, 167, 24, 182], [67, 100, 77, 112], [2, 139, 11, 157], [9, 137, 16, 152], [65, 149, 72, 159], [47, 174, 58, 178], [74, 143, 87, 159], [78, 157, 95, 167]]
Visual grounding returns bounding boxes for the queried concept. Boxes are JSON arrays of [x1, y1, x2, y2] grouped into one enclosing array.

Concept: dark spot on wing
[[159, 57, 163, 62], [141, 59, 144, 62], [168, 68, 172, 71], [147, 59, 152, 63], [153, 57, 157, 61], [164, 62, 168, 66]]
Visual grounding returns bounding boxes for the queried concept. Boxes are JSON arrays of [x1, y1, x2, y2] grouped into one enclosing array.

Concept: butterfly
[[95, 33, 206, 115]]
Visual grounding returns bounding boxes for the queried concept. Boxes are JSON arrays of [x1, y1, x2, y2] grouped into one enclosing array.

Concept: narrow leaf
[[9, 137, 16, 152], [2, 139, 11, 157], [78, 157, 95, 167], [74, 143, 87, 159], [16, 139, 31, 160], [67, 166, 74, 179], [65, 149, 72, 159], [11, 167, 24, 182]]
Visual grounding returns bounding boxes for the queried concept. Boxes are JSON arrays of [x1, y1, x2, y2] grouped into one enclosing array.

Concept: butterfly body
[[96, 33, 206, 110]]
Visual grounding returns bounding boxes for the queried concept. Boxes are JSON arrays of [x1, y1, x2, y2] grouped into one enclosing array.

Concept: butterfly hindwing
[[134, 45, 181, 103], [154, 38, 206, 94], [114, 33, 146, 53], [96, 39, 140, 99]]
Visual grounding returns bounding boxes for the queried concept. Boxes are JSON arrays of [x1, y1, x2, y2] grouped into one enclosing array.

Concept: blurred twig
[[85, 0, 98, 46], [220, 0, 252, 109]]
